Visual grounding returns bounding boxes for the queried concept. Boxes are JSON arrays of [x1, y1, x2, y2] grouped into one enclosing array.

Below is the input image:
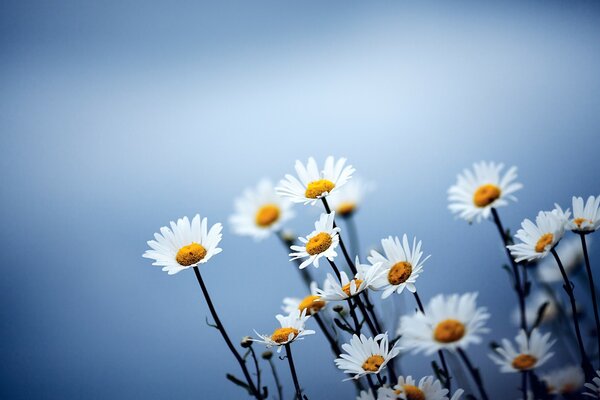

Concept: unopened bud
[[262, 350, 273, 360], [241, 336, 253, 348]]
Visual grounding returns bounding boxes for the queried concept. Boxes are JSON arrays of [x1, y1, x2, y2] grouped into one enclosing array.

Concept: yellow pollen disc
[[255, 204, 280, 227], [535, 233, 554, 253], [305, 179, 335, 199], [473, 184, 501, 208], [361, 354, 385, 372], [574, 217, 588, 227], [433, 319, 466, 343], [297, 295, 326, 315], [305, 232, 333, 255], [401, 385, 426, 400], [511, 354, 537, 370], [271, 327, 299, 344], [175, 242, 207, 266], [342, 279, 363, 297], [388, 261, 413, 285], [337, 202, 356, 216]]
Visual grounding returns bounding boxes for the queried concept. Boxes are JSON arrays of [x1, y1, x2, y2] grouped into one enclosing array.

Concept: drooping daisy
[[398, 292, 490, 355], [281, 282, 327, 316], [253, 309, 315, 352], [229, 179, 294, 241], [447, 161, 523, 223], [541, 365, 584, 395], [335, 333, 401, 380], [510, 291, 558, 327], [584, 370, 600, 398], [489, 329, 555, 373], [507, 211, 566, 263], [276, 156, 355, 206], [367, 235, 430, 299], [289, 212, 340, 269], [568, 195, 600, 233], [537, 235, 586, 283], [143, 214, 223, 275], [326, 177, 374, 218], [316, 259, 386, 301]]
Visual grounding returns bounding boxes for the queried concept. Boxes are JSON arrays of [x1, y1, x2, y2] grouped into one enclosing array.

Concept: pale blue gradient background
[[2, 1, 600, 399]]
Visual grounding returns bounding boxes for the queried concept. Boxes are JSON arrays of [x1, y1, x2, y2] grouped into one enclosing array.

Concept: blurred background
[[2, 0, 600, 398]]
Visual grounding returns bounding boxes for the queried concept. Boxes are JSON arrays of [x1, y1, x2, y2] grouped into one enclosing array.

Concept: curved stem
[[366, 374, 377, 394], [285, 343, 304, 400], [355, 296, 378, 336], [580, 233, 600, 367], [457, 348, 489, 400], [267, 358, 283, 400], [314, 313, 341, 355], [346, 298, 361, 334], [249, 346, 261, 395], [345, 215, 361, 260], [192, 267, 262, 399]]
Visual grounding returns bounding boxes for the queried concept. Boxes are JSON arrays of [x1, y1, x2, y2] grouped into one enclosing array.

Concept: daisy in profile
[[585, 370, 600, 398], [316, 259, 385, 301], [335, 333, 401, 380], [507, 211, 566, 263], [541, 365, 584, 395], [281, 282, 327, 316], [289, 212, 340, 269], [143, 214, 223, 275], [398, 292, 490, 355], [276, 156, 355, 205], [447, 161, 523, 223], [489, 329, 555, 373], [537, 235, 586, 283], [367, 235, 430, 299], [510, 291, 558, 327], [326, 178, 374, 218], [384, 375, 449, 400], [253, 309, 315, 352], [229, 179, 294, 241], [568, 195, 600, 233]]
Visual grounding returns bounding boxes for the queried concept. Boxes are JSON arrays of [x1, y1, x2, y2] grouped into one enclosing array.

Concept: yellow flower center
[[175, 242, 207, 266], [473, 184, 501, 207], [337, 202, 356, 216], [397, 385, 425, 400], [271, 327, 299, 344], [562, 383, 576, 393], [574, 217, 589, 228], [361, 354, 385, 372], [342, 279, 364, 296], [511, 354, 537, 370], [535, 233, 554, 253], [255, 204, 280, 227], [297, 295, 326, 315], [433, 319, 466, 343], [305, 232, 333, 255], [388, 261, 413, 285], [305, 179, 335, 199]]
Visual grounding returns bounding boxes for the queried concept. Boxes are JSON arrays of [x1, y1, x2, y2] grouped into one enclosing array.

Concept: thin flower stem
[[277, 230, 313, 289], [267, 358, 283, 400], [345, 214, 362, 260], [346, 298, 361, 334], [327, 259, 343, 282], [551, 248, 595, 379], [284, 343, 305, 400], [366, 374, 378, 394], [192, 267, 263, 399], [376, 373, 385, 386], [521, 370, 528, 400], [579, 232, 600, 366], [314, 313, 342, 355], [249, 346, 262, 395], [355, 296, 378, 336], [456, 348, 489, 400]]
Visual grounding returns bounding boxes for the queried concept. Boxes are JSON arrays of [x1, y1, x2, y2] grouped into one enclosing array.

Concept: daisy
[[447, 161, 523, 223], [142, 214, 223, 275], [510, 291, 558, 327], [489, 329, 555, 373], [335, 333, 401, 380], [367, 235, 430, 299], [537, 235, 586, 283], [253, 309, 315, 352], [326, 177, 374, 217], [398, 292, 490, 355], [507, 211, 565, 263], [388, 375, 449, 400], [229, 179, 294, 241], [281, 282, 327, 316], [585, 370, 600, 398], [289, 212, 340, 269], [356, 390, 376, 400], [316, 259, 386, 301], [541, 365, 584, 395], [567, 195, 600, 233], [276, 156, 355, 206]]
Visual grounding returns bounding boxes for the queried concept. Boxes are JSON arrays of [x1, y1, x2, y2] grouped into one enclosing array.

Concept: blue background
[[2, 1, 600, 398]]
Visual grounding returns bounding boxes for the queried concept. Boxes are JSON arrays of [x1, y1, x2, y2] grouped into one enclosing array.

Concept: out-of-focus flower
[[537, 235, 587, 283], [507, 211, 565, 262], [448, 161, 522, 223], [335, 333, 401, 380], [143, 214, 223, 275], [281, 282, 326, 316], [253, 309, 315, 352], [367, 235, 430, 299], [398, 293, 490, 355], [326, 177, 373, 217], [379, 375, 449, 400], [229, 179, 294, 241], [541, 365, 585, 395], [584, 370, 600, 398], [289, 212, 340, 269], [568, 195, 600, 233], [510, 291, 558, 327], [356, 389, 376, 400], [276, 156, 355, 206], [489, 329, 555, 373], [316, 259, 385, 301]]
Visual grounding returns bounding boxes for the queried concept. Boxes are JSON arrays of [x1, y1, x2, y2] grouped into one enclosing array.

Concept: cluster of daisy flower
[[142, 156, 600, 400]]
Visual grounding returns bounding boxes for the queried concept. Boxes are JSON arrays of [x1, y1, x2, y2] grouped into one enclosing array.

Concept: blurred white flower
[[489, 329, 555, 373], [584, 370, 600, 398], [356, 389, 376, 400], [379, 375, 449, 400], [289, 212, 340, 269], [316, 258, 385, 301], [335, 333, 401, 380], [253, 309, 315, 352], [281, 281, 326, 316], [326, 177, 374, 217], [568, 195, 600, 233], [507, 211, 565, 262], [511, 291, 558, 327], [537, 235, 586, 283], [541, 365, 584, 395]]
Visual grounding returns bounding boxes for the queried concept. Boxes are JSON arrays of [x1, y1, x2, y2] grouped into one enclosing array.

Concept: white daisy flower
[[385, 375, 449, 400], [537, 235, 586, 283], [143, 214, 223, 275], [356, 389, 376, 400], [276, 156, 355, 206], [511, 291, 558, 327], [335, 333, 401, 380], [447, 161, 523, 223], [367, 235, 430, 299], [584, 370, 600, 398], [316, 259, 386, 301], [449, 389, 465, 400], [507, 211, 566, 263], [289, 212, 340, 269], [398, 292, 490, 355], [541, 365, 584, 395], [489, 329, 555, 373], [253, 309, 315, 352], [568, 195, 600, 233], [281, 282, 327, 316], [327, 177, 374, 217], [229, 179, 294, 241]]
